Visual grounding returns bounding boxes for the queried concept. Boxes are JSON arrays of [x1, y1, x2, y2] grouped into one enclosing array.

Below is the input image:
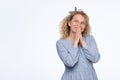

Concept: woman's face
[[68, 14, 86, 33]]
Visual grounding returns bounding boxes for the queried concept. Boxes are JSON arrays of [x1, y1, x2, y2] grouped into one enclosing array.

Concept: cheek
[[70, 26, 77, 32], [81, 26, 86, 31]]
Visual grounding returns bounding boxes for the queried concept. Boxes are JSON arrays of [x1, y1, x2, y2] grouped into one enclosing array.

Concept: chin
[[72, 30, 77, 33]]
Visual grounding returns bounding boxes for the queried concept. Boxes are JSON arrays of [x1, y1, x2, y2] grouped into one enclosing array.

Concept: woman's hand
[[78, 27, 87, 48], [73, 27, 82, 47], [73, 27, 87, 48]]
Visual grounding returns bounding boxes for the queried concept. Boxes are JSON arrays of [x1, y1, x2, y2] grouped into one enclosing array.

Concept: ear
[[68, 21, 71, 27]]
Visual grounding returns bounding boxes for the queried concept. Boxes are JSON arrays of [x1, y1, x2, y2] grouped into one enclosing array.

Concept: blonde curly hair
[[59, 11, 91, 39]]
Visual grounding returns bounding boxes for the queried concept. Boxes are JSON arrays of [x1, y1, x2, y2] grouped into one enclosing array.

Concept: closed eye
[[81, 21, 86, 25]]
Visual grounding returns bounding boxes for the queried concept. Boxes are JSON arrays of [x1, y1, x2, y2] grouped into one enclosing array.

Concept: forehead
[[72, 14, 85, 21]]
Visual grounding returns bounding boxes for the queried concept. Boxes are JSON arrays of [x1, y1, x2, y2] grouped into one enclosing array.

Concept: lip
[[74, 27, 78, 28], [74, 26, 79, 28]]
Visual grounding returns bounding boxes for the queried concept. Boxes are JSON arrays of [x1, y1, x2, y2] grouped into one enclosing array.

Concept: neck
[[67, 31, 76, 40]]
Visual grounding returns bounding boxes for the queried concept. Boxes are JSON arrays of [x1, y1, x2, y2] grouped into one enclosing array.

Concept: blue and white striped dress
[[56, 35, 100, 80]]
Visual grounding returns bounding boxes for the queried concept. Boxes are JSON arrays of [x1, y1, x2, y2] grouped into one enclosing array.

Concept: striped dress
[[56, 35, 100, 80]]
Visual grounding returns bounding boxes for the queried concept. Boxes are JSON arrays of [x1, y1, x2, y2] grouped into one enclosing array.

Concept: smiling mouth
[[74, 27, 78, 28]]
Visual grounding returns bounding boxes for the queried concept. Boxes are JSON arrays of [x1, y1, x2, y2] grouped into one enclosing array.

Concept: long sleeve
[[56, 40, 79, 67], [82, 35, 100, 63]]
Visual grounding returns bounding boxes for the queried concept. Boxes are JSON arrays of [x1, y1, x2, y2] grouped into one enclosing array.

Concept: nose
[[77, 23, 81, 27], [75, 21, 81, 27]]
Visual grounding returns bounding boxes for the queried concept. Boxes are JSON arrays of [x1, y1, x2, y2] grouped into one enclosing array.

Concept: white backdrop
[[0, 0, 120, 80]]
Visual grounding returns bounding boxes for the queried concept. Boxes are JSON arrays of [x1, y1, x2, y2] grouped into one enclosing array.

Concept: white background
[[0, 0, 120, 80]]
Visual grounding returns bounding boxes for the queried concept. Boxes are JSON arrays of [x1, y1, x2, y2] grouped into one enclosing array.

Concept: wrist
[[73, 41, 78, 48]]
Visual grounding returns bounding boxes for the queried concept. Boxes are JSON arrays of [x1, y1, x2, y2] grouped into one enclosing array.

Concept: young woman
[[56, 10, 101, 80]]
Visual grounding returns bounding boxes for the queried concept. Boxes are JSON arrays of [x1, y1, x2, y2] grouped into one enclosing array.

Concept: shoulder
[[56, 38, 73, 48], [56, 39, 63, 43], [56, 39, 65, 45], [84, 35, 94, 39], [84, 35, 95, 42]]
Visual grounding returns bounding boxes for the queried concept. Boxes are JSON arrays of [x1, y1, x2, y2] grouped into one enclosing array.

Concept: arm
[[56, 40, 79, 67], [82, 35, 100, 63]]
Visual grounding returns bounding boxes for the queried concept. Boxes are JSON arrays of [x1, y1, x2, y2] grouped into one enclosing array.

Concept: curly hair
[[59, 10, 91, 39]]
